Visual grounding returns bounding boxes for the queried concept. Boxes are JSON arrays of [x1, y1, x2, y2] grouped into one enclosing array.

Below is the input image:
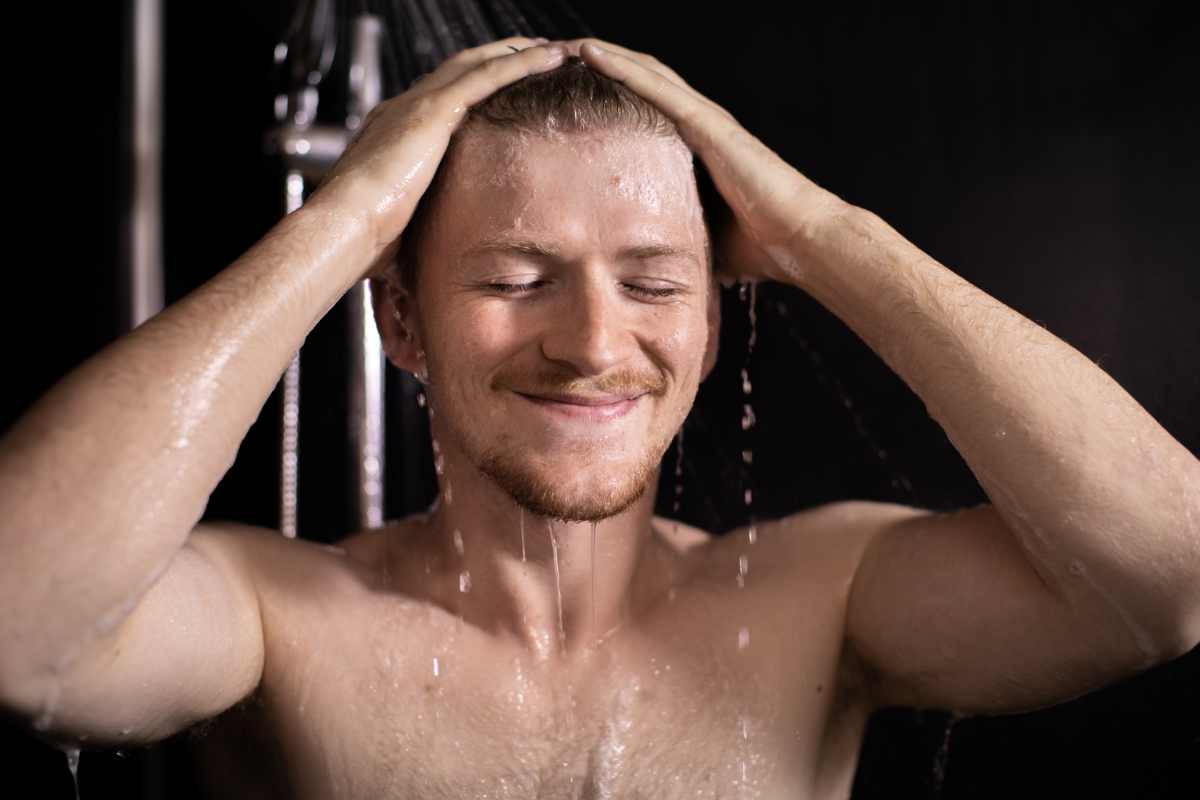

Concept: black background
[[2, 1, 1197, 798]]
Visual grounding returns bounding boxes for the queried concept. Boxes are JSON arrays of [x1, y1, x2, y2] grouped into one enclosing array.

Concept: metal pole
[[129, 0, 163, 329], [346, 15, 386, 530]]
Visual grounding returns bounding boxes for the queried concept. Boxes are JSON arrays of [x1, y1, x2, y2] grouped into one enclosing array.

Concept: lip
[[514, 391, 643, 421]]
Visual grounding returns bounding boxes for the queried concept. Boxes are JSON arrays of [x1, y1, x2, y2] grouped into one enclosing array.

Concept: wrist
[[766, 194, 861, 288]]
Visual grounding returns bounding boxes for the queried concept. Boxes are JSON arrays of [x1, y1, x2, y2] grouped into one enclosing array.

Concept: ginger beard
[[407, 127, 715, 523], [467, 364, 684, 522]]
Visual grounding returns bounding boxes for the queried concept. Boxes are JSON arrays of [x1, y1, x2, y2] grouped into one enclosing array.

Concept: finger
[[559, 38, 694, 92], [577, 42, 735, 145], [416, 37, 548, 93], [437, 44, 567, 117]]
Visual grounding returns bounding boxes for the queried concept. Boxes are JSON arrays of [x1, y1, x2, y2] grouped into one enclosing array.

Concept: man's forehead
[[437, 126, 707, 256]]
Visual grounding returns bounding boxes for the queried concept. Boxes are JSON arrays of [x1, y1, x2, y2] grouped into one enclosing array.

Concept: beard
[[475, 435, 666, 522], [425, 356, 687, 522]]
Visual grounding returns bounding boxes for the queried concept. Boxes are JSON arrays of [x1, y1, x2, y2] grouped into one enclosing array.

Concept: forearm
[[0, 189, 375, 684], [787, 203, 1200, 655]]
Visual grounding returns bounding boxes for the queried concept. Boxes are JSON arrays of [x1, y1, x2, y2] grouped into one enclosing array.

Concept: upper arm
[[845, 501, 1162, 716], [28, 522, 268, 746]]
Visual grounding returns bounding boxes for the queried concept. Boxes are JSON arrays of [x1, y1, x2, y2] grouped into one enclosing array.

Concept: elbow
[[1164, 607, 1200, 663]]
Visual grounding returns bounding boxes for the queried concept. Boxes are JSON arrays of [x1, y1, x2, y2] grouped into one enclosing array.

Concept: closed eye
[[480, 281, 685, 299], [625, 283, 684, 300], [485, 281, 545, 295]]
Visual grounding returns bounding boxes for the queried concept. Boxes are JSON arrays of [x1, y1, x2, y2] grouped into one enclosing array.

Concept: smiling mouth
[[514, 391, 643, 420]]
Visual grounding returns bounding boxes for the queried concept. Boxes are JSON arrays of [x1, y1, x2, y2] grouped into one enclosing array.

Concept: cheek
[[647, 301, 711, 378]]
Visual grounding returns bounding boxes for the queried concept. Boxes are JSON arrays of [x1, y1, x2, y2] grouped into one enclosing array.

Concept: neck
[[416, 455, 669, 661]]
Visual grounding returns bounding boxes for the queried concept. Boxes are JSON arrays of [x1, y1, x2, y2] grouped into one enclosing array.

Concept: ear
[[369, 272, 427, 379], [700, 271, 722, 382]]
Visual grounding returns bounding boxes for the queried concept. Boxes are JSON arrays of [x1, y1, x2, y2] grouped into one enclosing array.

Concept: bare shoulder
[[772, 500, 928, 562], [191, 519, 381, 603]]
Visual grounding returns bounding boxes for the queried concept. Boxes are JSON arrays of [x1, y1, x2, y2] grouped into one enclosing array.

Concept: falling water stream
[[64, 746, 80, 800], [735, 280, 758, 796], [547, 521, 567, 655], [590, 521, 598, 631]]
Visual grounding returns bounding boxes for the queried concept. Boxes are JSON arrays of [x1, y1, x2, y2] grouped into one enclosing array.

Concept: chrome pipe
[[128, 0, 163, 329], [347, 15, 387, 530]]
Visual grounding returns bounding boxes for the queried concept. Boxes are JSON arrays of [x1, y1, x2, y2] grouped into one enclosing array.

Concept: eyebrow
[[460, 238, 702, 266]]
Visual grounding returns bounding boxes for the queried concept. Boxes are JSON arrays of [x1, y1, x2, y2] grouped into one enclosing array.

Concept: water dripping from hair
[[736, 280, 758, 791]]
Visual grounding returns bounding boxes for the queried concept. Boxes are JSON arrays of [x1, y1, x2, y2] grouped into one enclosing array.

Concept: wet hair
[[392, 55, 716, 291]]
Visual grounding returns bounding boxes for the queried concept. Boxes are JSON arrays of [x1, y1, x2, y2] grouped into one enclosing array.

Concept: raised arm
[[0, 38, 568, 746], [576, 37, 1200, 715]]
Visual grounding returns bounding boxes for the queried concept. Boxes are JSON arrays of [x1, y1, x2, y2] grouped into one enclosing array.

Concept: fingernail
[[544, 45, 566, 62]]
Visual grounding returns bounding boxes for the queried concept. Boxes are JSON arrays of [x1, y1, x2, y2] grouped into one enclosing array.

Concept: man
[[1, 36, 1197, 798]]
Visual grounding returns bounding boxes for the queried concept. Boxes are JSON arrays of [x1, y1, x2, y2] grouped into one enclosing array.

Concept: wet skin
[[194, 126, 881, 798], [198, 506, 879, 800]]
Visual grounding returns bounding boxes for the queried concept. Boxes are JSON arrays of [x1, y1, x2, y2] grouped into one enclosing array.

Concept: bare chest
[[254, 584, 867, 800]]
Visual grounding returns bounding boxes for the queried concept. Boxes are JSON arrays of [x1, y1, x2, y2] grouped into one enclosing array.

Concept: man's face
[[407, 127, 717, 521]]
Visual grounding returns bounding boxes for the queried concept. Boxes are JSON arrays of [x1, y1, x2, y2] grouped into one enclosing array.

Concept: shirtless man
[[2, 37, 1197, 799]]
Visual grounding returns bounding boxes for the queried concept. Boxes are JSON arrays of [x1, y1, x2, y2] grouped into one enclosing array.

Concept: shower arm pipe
[[125, 0, 164, 331]]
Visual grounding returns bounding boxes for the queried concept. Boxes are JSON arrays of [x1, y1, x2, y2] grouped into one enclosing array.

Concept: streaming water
[[736, 281, 758, 795], [64, 747, 80, 800], [590, 521, 598, 631], [672, 428, 685, 514], [931, 712, 964, 797], [547, 521, 566, 655], [520, 507, 527, 562]]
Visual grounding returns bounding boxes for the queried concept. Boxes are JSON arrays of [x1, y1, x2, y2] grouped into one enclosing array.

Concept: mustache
[[492, 366, 668, 398]]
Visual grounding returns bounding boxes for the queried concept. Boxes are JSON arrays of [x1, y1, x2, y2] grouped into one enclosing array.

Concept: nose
[[540, 278, 636, 376]]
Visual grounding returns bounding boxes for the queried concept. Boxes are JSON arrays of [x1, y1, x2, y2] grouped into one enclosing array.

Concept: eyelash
[[486, 281, 680, 299]]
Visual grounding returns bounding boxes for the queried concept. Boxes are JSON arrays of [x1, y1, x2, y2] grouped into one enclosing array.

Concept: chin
[[477, 450, 654, 522]]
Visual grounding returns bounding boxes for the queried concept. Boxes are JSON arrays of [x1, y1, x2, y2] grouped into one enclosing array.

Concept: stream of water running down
[[736, 281, 758, 796], [64, 746, 80, 800], [591, 521, 598, 631], [547, 521, 567, 655]]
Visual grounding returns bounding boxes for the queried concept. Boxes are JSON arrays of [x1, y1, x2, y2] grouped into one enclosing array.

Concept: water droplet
[[747, 526, 757, 545], [741, 368, 752, 395], [459, 571, 471, 593], [738, 554, 749, 576], [63, 747, 80, 800], [740, 404, 756, 430], [443, 480, 453, 504], [741, 449, 753, 464], [433, 656, 440, 677], [452, 529, 464, 556], [738, 627, 750, 650], [417, 392, 426, 408], [743, 488, 753, 506]]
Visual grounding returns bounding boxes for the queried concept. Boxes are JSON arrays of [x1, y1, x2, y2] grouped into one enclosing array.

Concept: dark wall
[[3, 1, 1197, 798]]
